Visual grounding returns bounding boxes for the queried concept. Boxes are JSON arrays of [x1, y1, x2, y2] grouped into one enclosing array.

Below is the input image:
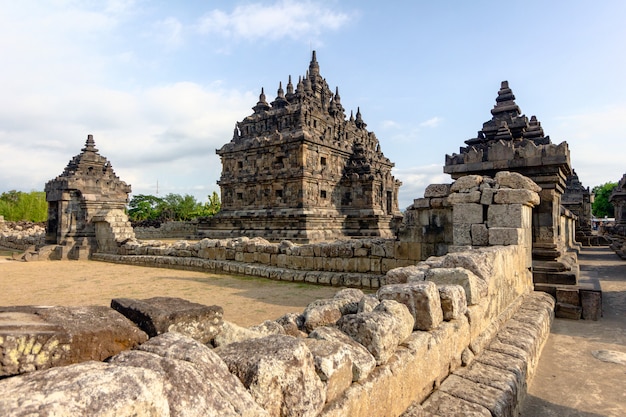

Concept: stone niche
[[444, 81, 578, 286], [199, 51, 402, 243], [44, 135, 134, 259]]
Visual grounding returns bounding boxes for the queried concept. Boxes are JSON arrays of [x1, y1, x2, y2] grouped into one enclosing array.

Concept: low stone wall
[[0, 217, 45, 251], [0, 242, 553, 416], [133, 221, 198, 240]]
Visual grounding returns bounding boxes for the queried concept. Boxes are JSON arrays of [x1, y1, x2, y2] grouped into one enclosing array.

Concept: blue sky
[[1, 0, 625, 209]]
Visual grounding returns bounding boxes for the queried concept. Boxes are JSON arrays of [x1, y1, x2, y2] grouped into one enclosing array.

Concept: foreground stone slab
[[111, 296, 223, 343], [0, 306, 147, 377], [215, 334, 325, 417], [0, 333, 269, 417], [0, 361, 169, 416], [111, 332, 269, 417]]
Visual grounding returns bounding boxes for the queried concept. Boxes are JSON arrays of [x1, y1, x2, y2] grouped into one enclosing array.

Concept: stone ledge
[[92, 253, 384, 289], [402, 291, 554, 417]]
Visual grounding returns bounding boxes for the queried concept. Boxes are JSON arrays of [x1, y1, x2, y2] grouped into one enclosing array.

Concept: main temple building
[[199, 52, 402, 242]]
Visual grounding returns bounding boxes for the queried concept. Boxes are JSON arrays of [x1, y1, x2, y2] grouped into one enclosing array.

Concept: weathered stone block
[[112, 332, 270, 417], [439, 374, 515, 417], [453, 203, 484, 224], [0, 361, 172, 416], [308, 326, 376, 382], [448, 190, 482, 204], [495, 171, 541, 192], [302, 338, 353, 403], [555, 302, 582, 320], [377, 281, 442, 331], [386, 265, 427, 284], [424, 184, 451, 198], [450, 175, 483, 193], [437, 284, 468, 320], [337, 300, 414, 365], [216, 334, 325, 417], [111, 297, 223, 343], [488, 227, 524, 246], [555, 288, 580, 306], [0, 306, 147, 377], [425, 267, 485, 305], [454, 223, 472, 245], [580, 290, 602, 321], [413, 198, 431, 208], [480, 187, 494, 205], [422, 390, 491, 416], [488, 204, 528, 228], [302, 294, 358, 332], [494, 188, 540, 206], [471, 223, 489, 246]]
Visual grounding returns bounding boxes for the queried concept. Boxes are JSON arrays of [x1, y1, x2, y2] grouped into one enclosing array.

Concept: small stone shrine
[[44, 135, 133, 258], [200, 52, 402, 242], [562, 170, 593, 241], [444, 81, 578, 286]]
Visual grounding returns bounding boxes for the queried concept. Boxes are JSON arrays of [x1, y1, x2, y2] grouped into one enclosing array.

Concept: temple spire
[[82, 134, 98, 153], [253, 87, 270, 113], [355, 107, 366, 129], [286, 75, 295, 100]]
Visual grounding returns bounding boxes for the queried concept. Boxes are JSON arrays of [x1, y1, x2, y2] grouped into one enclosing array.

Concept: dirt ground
[[0, 254, 340, 327], [521, 247, 626, 417]]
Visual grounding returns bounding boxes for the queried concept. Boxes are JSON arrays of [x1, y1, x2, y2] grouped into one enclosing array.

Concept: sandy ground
[[0, 254, 340, 327]]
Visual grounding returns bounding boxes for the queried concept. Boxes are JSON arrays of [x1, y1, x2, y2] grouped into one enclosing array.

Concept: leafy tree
[[592, 182, 617, 218], [0, 190, 47, 222], [198, 191, 221, 217], [127, 192, 220, 222], [128, 194, 164, 221]]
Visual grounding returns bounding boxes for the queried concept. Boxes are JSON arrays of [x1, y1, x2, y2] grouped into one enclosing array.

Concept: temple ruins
[[44, 135, 135, 259], [199, 52, 402, 243], [444, 81, 579, 287]]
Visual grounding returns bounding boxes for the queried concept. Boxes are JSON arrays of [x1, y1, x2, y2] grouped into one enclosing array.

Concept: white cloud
[[419, 116, 443, 128], [550, 106, 626, 187], [381, 120, 400, 129], [151, 17, 185, 49], [0, 81, 255, 201], [195, 0, 353, 42], [393, 164, 450, 210]]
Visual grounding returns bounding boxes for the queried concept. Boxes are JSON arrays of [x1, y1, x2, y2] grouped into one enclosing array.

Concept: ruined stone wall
[[0, 173, 553, 415], [0, 244, 552, 417], [0, 217, 45, 251], [133, 221, 198, 240]]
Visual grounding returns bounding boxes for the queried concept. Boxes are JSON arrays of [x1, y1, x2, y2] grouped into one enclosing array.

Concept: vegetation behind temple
[[0, 191, 47, 222], [592, 182, 617, 218], [128, 192, 221, 223]]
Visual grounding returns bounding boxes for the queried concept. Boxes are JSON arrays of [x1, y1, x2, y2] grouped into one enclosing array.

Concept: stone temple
[[44, 135, 134, 259], [444, 81, 578, 286], [199, 51, 402, 242]]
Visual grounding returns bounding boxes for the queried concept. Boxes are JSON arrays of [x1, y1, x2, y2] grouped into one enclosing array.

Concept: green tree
[[127, 194, 164, 221], [197, 191, 221, 217], [0, 190, 47, 222], [592, 182, 617, 218]]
